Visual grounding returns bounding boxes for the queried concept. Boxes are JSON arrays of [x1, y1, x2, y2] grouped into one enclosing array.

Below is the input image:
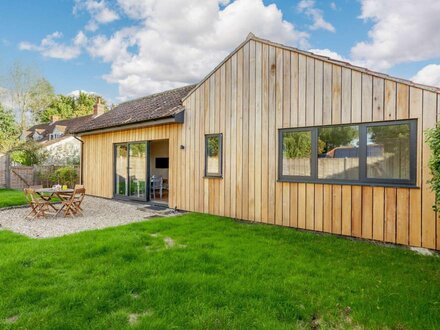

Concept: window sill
[[204, 175, 223, 179], [277, 178, 419, 189]]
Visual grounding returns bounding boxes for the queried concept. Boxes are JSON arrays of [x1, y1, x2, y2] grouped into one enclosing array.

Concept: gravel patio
[[0, 196, 179, 238]]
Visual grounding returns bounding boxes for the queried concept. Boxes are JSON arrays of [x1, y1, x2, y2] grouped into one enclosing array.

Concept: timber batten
[[82, 35, 440, 251]]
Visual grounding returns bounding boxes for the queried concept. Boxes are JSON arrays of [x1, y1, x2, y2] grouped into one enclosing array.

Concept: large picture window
[[279, 120, 417, 186], [205, 134, 223, 177]]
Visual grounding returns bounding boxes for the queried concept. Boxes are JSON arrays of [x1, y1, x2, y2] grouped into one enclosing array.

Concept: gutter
[[73, 135, 84, 185], [75, 111, 185, 137]]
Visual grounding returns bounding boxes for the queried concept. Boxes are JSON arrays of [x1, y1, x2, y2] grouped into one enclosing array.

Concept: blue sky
[[1, 0, 439, 104]]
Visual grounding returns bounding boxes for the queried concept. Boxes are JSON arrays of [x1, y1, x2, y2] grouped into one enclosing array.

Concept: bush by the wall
[[426, 124, 440, 211], [52, 166, 78, 188]]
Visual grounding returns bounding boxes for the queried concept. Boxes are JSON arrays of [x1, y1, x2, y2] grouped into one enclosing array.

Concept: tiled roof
[[26, 115, 95, 142], [72, 84, 196, 134]]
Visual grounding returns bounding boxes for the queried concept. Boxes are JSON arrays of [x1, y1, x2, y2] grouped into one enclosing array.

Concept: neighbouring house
[[22, 100, 105, 165], [72, 34, 440, 251]]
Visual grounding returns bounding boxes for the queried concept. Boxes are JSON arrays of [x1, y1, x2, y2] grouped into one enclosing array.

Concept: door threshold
[[113, 196, 148, 203], [146, 201, 169, 208]]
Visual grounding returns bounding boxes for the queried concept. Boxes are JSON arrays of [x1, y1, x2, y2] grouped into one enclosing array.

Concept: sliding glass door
[[114, 142, 149, 201], [115, 144, 128, 196], [129, 143, 147, 199]]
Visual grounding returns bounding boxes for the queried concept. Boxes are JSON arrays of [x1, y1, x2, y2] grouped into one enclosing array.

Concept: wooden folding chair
[[23, 188, 51, 220], [62, 187, 86, 217]]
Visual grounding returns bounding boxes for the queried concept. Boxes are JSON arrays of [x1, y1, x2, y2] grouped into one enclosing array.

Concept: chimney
[[51, 114, 60, 123], [93, 97, 105, 117]]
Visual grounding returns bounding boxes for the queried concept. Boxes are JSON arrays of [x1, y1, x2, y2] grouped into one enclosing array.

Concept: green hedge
[[426, 123, 440, 211]]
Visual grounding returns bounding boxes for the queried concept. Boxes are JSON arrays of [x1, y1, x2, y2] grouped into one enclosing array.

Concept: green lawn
[[0, 214, 439, 329], [0, 189, 27, 208], [0, 188, 61, 209]]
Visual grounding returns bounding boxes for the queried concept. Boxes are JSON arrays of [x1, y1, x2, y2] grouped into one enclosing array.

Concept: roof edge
[[115, 84, 197, 109], [26, 113, 95, 132], [75, 112, 184, 136], [182, 33, 440, 103]]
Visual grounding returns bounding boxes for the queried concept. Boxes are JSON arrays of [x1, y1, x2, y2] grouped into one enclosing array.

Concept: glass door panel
[[129, 143, 147, 199], [115, 144, 128, 196]]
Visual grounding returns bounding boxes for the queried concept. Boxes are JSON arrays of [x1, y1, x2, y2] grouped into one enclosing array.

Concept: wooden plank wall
[[180, 39, 439, 250], [81, 124, 182, 208], [81, 38, 439, 251]]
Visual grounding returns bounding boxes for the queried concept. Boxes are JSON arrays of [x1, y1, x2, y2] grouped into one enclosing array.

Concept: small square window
[[205, 134, 222, 177]]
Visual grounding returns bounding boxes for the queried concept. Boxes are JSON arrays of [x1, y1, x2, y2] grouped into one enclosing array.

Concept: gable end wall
[[180, 39, 440, 250]]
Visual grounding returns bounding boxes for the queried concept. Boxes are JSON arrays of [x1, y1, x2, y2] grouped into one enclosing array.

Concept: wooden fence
[[0, 153, 9, 188], [283, 154, 409, 180], [1, 162, 80, 189]]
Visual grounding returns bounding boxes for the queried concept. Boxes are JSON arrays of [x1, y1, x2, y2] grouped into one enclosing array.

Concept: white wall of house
[[42, 136, 80, 165]]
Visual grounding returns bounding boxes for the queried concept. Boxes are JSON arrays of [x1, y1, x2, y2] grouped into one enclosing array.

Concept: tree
[[38, 95, 75, 123], [37, 92, 108, 122], [74, 92, 101, 117], [10, 140, 48, 166], [207, 136, 220, 157], [4, 62, 54, 130], [283, 131, 312, 158], [0, 103, 20, 152], [28, 78, 55, 120], [318, 126, 358, 154], [368, 124, 410, 151]]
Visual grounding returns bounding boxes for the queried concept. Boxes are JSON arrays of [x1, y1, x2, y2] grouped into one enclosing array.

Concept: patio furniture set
[[24, 185, 86, 220]]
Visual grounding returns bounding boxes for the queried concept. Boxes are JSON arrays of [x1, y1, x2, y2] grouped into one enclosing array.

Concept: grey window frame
[[113, 141, 150, 202], [278, 119, 417, 187], [278, 128, 317, 181], [205, 133, 223, 178]]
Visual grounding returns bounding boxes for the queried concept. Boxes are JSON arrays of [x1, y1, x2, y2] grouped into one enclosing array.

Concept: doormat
[[142, 204, 169, 211]]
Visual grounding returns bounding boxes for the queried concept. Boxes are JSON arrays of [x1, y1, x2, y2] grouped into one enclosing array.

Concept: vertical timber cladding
[[81, 123, 182, 207], [180, 37, 440, 250]]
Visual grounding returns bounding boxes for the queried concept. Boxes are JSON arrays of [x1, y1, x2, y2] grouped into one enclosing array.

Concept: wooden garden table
[[35, 188, 74, 217]]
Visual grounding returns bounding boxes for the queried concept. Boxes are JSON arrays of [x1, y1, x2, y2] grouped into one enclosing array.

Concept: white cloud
[[19, 31, 87, 60], [308, 48, 350, 63], [330, 2, 337, 10], [412, 64, 440, 88], [68, 89, 97, 97], [297, 0, 335, 32], [74, 0, 119, 32], [87, 0, 308, 99], [18, 0, 312, 100], [351, 0, 440, 70]]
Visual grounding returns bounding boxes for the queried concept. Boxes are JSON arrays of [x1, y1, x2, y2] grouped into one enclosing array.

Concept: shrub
[[426, 124, 440, 211], [52, 166, 78, 188], [283, 131, 312, 158]]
